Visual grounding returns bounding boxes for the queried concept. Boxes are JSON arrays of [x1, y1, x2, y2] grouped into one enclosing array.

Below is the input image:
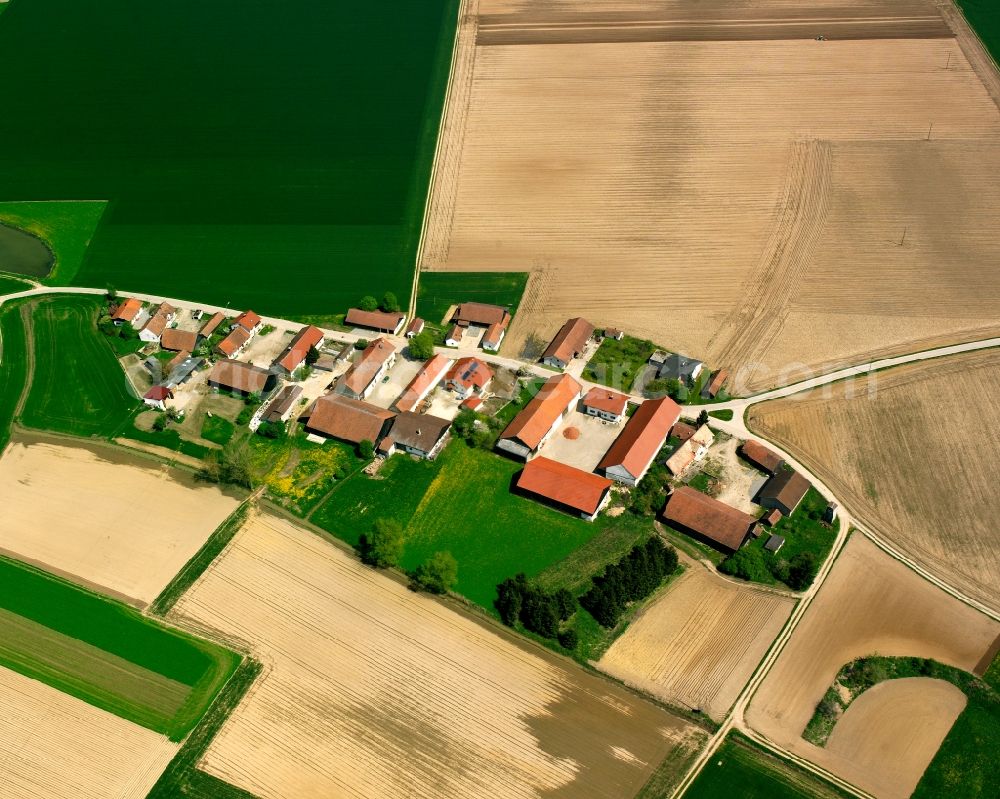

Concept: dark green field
[[0, 555, 240, 741], [959, 1, 1000, 61], [416, 272, 529, 324], [0, 0, 458, 314], [20, 295, 138, 437], [680, 733, 849, 799], [0, 274, 31, 295]]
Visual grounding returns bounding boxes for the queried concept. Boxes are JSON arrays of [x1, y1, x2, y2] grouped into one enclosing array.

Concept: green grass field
[[0, 555, 240, 741], [0, 274, 32, 295], [0, 300, 28, 451], [583, 335, 656, 393], [0, 1, 458, 315], [416, 272, 529, 325], [680, 733, 849, 799], [313, 443, 615, 608], [0, 201, 107, 282], [201, 415, 235, 446], [20, 295, 138, 437]]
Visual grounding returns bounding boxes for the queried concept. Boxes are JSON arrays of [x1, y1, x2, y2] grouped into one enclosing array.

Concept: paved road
[[5, 284, 998, 797]]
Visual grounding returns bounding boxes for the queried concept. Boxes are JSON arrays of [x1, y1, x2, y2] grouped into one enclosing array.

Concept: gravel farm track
[[418, 0, 1000, 391]]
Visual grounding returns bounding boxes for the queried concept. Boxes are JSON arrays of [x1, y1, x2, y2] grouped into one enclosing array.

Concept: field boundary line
[[410, 0, 472, 320]]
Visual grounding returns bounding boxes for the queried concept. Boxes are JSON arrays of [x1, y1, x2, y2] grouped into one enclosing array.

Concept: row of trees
[[358, 519, 458, 594], [358, 292, 400, 314], [494, 574, 578, 650], [719, 545, 817, 590], [580, 537, 679, 628]]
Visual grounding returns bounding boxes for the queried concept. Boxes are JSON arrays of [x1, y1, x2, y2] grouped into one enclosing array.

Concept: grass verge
[[0, 554, 239, 741], [146, 657, 263, 799], [415, 271, 528, 324], [150, 503, 251, 617]]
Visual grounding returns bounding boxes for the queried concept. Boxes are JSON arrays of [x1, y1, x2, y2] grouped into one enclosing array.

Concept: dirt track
[[747, 350, 1000, 613], [420, 0, 1000, 388], [746, 534, 999, 798], [824, 677, 967, 799]]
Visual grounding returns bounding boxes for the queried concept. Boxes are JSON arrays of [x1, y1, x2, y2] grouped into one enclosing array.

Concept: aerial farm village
[[1, 0, 1000, 798]]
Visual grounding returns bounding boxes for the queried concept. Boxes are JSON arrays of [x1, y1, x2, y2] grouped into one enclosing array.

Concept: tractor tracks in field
[[709, 139, 832, 372]]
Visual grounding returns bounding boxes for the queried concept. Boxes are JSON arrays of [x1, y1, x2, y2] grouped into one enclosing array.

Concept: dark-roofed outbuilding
[[758, 470, 810, 516], [662, 486, 756, 553]]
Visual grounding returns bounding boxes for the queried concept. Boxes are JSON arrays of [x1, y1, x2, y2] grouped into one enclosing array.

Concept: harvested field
[[824, 677, 967, 799], [170, 514, 706, 799], [421, 0, 1000, 392], [598, 557, 794, 720], [0, 666, 178, 799], [746, 534, 1000, 798], [0, 438, 239, 606], [747, 350, 1000, 613]]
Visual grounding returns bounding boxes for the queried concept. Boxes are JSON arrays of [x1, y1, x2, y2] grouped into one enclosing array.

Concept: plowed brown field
[[0, 438, 239, 606], [824, 677, 967, 799], [747, 350, 1000, 613], [420, 0, 1000, 391], [746, 534, 999, 798], [170, 514, 705, 799], [0, 665, 178, 799], [598, 558, 794, 720]]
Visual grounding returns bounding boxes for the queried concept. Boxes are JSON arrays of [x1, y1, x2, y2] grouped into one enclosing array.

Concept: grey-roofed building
[[263, 385, 304, 424], [382, 412, 451, 460], [164, 356, 203, 388], [657, 353, 705, 385], [764, 534, 785, 553]]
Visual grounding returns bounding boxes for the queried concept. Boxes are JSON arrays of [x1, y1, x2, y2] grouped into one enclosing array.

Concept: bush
[[235, 406, 252, 426], [719, 546, 770, 582], [786, 551, 818, 590], [359, 295, 378, 312], [411, 551, 457, 594], [359, 518, 404, 568], [557, 628, 579, 650], [256, 421, 286, 440], [358, 439, 374, 460], [152, 413, 168, 432], [381, 291, 399, 312], [408, 331, 435, 360], [354, 338, 369, 351], [305, 345, 320, 365], [697, 410, 709, 426]]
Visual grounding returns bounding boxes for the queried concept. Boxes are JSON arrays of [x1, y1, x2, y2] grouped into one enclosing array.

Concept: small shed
[[763, 509, 782, 526], [764, 534, 785, 553]]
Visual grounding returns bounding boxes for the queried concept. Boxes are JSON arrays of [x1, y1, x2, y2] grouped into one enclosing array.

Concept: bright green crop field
[[0, 0, 458, 314], [416, 272, 529, 324], [959, 1, 1000, 62], [0, 300, 28, 451], [679, 733, 849, 799], [0, 201, 107, 283], [20, 295, 137, 437], [0, 555, 240, 741]]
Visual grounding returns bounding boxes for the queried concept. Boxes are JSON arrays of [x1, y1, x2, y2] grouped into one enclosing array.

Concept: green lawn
[[0, 300, 28, 451], [583, 335, 656, 393], [201, 415, 235, 445], [0, 274, 31, 295], [314, 443, 614, 608], [708, 409, 733, 421], [0, 201, 107, 282], [416, 272, 529, 325], [0, 1, 458, 315], [20, 295, 138, 437], [681, 733, 850, 799], [0, 555, 240, 741], [959, 1, 1000, 63]]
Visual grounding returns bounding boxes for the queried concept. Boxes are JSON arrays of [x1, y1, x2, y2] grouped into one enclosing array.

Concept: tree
[[553, 588, 576, 621], [407, 331, 435, 360], [358, 439, 375, 460], [697, 409, 709, 426], [719, 546, 770, 582], [381, 291, 400, 312], [359, 295, 378, 312], [105, 284, 117, 301], [305, 345, 320, 365], [412, 551, 458, 594], [495, 574, 526, 626], [786, 551, 818, 591], [152, 413, 168, 432], [354, 338, 369, 351], [360, 518, 404, 568], [557, 628, 579, 650], [200, 440, 254, 488]]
